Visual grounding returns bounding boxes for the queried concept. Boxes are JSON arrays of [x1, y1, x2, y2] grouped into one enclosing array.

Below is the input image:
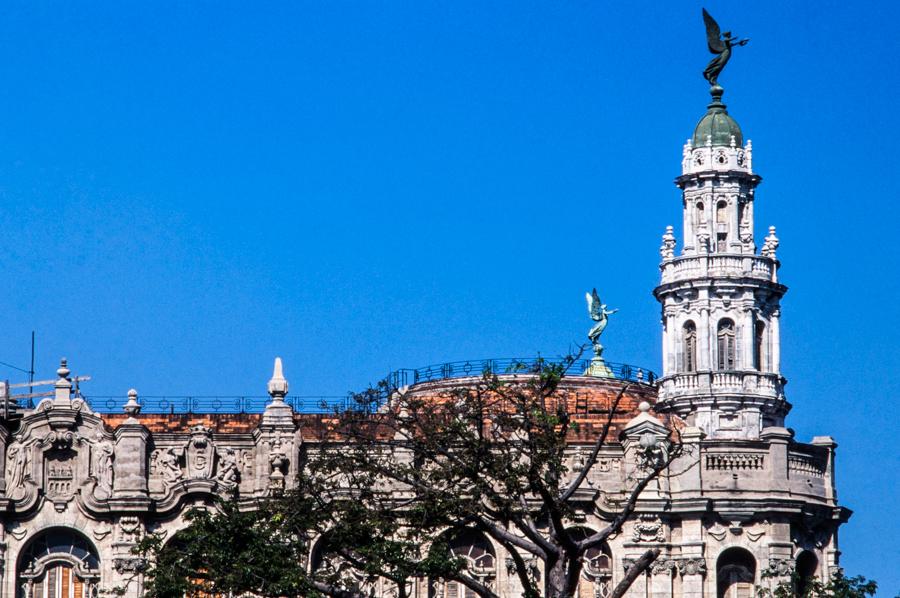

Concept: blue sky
[[0, 1, 897, 592]]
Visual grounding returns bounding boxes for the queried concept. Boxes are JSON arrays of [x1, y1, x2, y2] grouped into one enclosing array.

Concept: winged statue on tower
[[702, 8, 749, 88]]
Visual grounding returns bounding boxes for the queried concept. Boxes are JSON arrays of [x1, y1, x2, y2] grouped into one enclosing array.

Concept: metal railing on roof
[[14, 357, 655, 416], [78, 395, 351, 414], [386, 357, 656, 389]]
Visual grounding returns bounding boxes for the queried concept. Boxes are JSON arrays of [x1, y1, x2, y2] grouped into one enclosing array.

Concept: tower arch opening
[[683, 321, 698, 373], [716, 319, 737, 370], [716, 547, 756, 598], [795, 551, 819, 595]]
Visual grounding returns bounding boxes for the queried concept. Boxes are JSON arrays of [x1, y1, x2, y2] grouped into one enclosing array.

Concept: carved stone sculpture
[[92, 431, 115, 497], [186, 425, 215, 479], [152, 448, 184, 486], [216, 448, 239, 487]]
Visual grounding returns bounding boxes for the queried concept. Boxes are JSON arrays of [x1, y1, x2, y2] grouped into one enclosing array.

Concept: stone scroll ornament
[[702, 9, 749, 89]]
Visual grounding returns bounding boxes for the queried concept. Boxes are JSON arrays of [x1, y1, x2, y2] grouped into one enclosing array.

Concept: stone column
[[770, 308, 781, 374], [698, 306, 711, 371], [113, 390, 149, 498], [729, 193, 741, 252], [677, 557, 707, 598], [760, 427, 791, 492], [650, 560, 675, 597], [812, 436, 837, 502]]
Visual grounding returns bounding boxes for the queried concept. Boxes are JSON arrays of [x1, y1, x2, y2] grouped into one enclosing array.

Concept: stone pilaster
[[113, 390, 150, 500]]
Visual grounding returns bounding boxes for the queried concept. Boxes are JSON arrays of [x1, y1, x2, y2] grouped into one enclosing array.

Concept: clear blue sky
[[0, 1, 897, 592]]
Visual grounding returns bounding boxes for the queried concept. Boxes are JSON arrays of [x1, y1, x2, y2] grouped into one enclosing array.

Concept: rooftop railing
[[387, 357, 656, 389], [71, 395, 352, 415], [21, 357, 655, 415]]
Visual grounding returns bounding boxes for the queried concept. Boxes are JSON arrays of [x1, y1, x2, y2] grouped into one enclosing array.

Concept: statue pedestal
[[583, 357, 613, 378]]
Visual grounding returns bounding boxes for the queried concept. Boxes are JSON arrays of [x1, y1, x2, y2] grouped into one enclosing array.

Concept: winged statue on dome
[[585, 288, 618, 359], [702, 8, 749, 88]]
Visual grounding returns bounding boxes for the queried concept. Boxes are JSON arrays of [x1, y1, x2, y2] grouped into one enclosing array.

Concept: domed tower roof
[[692, 85, 742, 147]]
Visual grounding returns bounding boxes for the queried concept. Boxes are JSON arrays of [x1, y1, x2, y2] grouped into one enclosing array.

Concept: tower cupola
[[692, 86, 743, 147], [653, 18, 787, 439]]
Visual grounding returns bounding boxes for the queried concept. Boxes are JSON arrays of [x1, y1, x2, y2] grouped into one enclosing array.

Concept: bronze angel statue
[[586, 288, 618, 358], [702, 8, 749, 87]]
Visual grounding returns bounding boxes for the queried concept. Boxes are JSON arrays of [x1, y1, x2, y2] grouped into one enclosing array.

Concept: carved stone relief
[[186, 425, 215, 479], [216, 448, 239, 487], [91, 431, 115, 498], [676, 558, 707, 576], [150, 447, 184, 491], [6, 436, 32, 500], [632, 514, 665, 543]]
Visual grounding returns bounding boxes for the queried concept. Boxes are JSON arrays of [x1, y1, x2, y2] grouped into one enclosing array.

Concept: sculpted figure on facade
[[91, 430, 115, 497], [151, 447, 184, 487], [267, 435, 289, 491], [216, 448, 239, 487], [6, 436, 30, 499]]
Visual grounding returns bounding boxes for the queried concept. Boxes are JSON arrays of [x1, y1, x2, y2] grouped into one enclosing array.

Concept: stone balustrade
[[658, 370, 782, 399], [660, 253, 777, 284]]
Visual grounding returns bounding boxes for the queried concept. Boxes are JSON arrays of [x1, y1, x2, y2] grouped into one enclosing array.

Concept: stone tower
[[653, 86, 788, 439]]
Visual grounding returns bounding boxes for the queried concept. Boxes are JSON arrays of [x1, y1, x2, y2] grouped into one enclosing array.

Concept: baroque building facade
[[0, 67, 848, 598]]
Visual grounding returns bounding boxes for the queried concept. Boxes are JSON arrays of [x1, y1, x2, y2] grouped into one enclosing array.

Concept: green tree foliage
[[134, 355, 679, 598], [757, 570, 878, 598]]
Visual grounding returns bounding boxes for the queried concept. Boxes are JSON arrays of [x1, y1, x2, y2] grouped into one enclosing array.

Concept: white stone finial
[[267, 357, 289, 401], [123, 388, 141, 418], [56, 358, 70, 382], [660, 225, 677, 261], [638, 401, 651, 413], [746, 139, 753, 173], [53, 357, 73, 403], [761, 226, 780, 259]]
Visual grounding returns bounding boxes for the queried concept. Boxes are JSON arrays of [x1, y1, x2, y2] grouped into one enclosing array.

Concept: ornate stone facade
[[0, 54, 849, 598]]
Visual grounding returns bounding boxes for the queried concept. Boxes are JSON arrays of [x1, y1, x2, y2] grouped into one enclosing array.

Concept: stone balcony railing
[[673, 438, 834, 504], [658, 370, 783, 399], [659, 254, 778, 285]]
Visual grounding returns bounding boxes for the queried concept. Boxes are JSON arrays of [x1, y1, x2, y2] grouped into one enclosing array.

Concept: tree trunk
[[545, 558, 571, 598]]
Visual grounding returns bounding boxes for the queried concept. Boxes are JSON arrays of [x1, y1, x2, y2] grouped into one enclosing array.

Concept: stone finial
[[56, 358, 71, 386], [660, 225, 677, 261], [761, 226, 780, 259], [123, 389, 141, 419], [53, 357, 73, 403], [746, 140, 753, 173], [263, 357, 294, 427], [267, 357, 289, 401]]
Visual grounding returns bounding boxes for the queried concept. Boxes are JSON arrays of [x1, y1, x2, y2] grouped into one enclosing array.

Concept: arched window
[[716, 200, 728, 223], [683, 321, 697, 373], [716, 201, 728, 252], [429, 529, 496, 598], [310, 534, 374, 596], [795, 551, 818, 596], [717, 319, 736, 370], [17, 528, 101, 598], [753, 320, 766, 371], [716, 547, 756, 598], [696, 202, 706, 224], [569, 528, 612, 598]]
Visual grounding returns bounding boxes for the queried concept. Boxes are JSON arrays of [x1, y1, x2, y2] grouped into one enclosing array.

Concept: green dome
[[692, 86, 743, 147]]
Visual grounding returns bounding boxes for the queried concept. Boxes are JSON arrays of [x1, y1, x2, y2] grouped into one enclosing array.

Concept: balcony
[[659, 254, 778, 285], [658, 370, 783, 399]]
